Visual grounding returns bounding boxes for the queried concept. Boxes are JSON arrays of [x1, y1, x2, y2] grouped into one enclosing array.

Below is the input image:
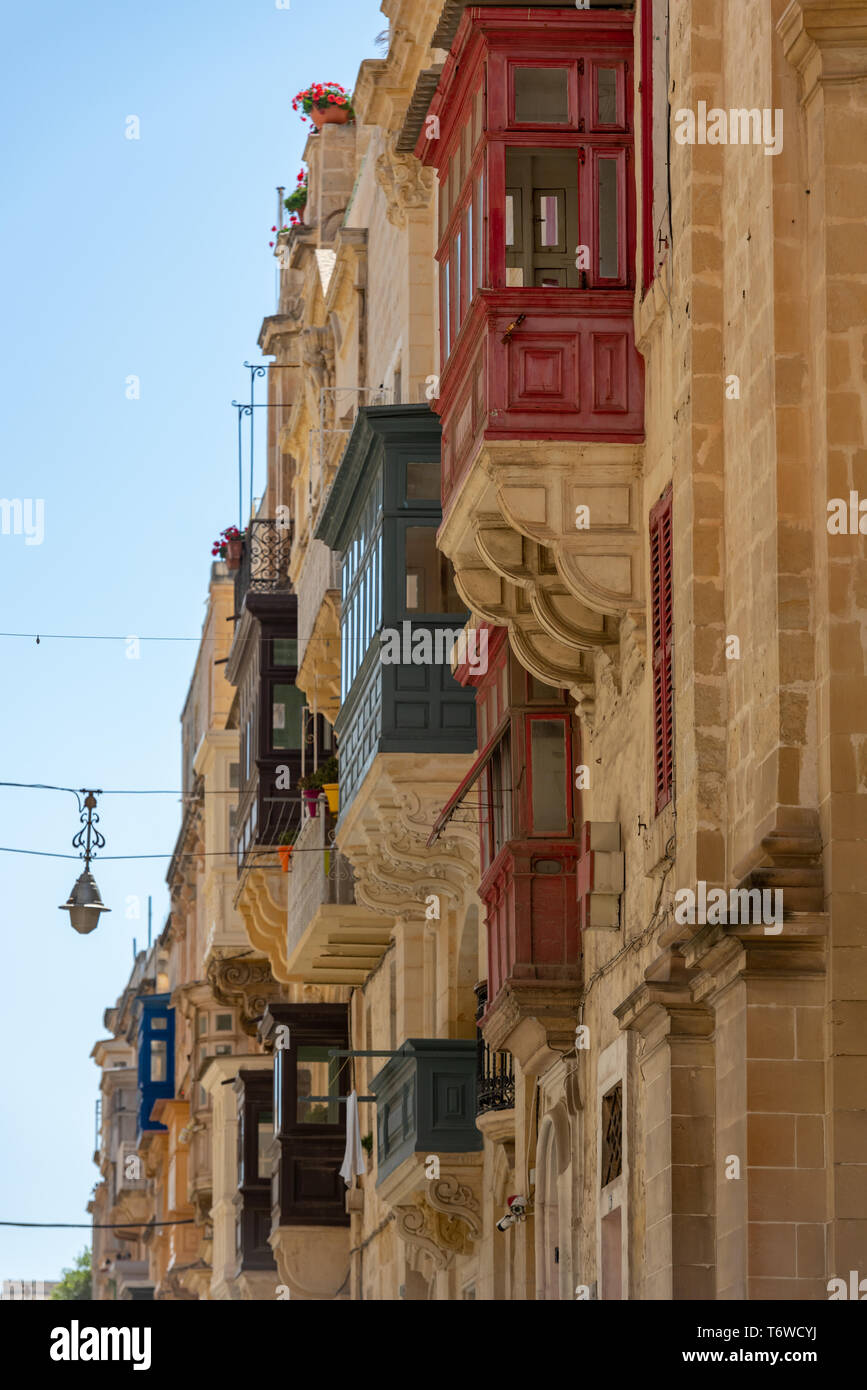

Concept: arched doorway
[[535, 1116, 561, 1299]]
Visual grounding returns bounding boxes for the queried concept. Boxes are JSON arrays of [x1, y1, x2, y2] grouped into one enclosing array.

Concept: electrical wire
[[0, 845, 346, 860], [0, 1219, 195, 1229], [0, 781, 262, 797], [0, 630, 343, 644]]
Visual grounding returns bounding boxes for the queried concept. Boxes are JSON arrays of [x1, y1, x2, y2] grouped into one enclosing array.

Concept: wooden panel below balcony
[[480, 840, 582, 1006], [439, 289, 644, 514]]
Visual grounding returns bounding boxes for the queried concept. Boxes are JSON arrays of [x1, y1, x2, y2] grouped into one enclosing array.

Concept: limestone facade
[[90, 0, 867, 1301]]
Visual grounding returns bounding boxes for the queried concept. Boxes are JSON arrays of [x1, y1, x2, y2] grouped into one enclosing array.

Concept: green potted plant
[[318, 754, 340, 815], [298, 755, 339, 817], [284, 169, 308, 223], [292, 83, 355, 129]]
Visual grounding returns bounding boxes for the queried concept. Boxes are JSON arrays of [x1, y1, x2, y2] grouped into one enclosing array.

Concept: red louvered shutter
[[650, 487, 674, 813]]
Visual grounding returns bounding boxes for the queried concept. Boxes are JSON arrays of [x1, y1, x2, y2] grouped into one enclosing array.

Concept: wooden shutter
[[650, 487, 673, 812]]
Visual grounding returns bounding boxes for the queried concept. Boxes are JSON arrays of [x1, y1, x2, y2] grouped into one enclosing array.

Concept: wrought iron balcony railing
[[475, 982, 515, 1115], [234, 518, 293, 614]]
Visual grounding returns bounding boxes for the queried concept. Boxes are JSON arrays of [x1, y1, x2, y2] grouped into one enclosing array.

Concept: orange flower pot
[[225, 535, 243, 570], [278, 845, 293, 872], [310, 105, 352, 129]]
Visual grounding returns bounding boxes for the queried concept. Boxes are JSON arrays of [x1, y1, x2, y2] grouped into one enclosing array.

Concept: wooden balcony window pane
[[455, 229, 463, 330], [272, 683, 304, 750], [297, 1046, 340, 1125], [530, 719, 568, 832], [475, 171, 484, 286], [514, 66, 569, 124], [406, 462, 440, 500], [405, 526, 464, 613], [507, 149, 577, 286], [597, 68, 617, 125], [490, 733, 512, 855], [598, 157, 619, 279], [477, 169, 483, 286], [150, 1040, 166, 1084], [274, 1055, 283, 1133], [273, 638, 298, 667], [256, 1113, 273, 1180], [536, 192, 563, 250], [468, 202, 474, 299]]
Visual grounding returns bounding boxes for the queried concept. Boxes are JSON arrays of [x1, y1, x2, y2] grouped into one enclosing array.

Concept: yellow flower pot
[[323, 783, 339, 815]]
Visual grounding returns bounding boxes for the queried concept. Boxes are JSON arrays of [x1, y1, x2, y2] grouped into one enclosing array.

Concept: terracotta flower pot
[[322, 782, 339, 816], [302, 788, 320, 817], [225, 535, 243, 570], [278, 845, 293, 872], [310, 104, 352, 129]]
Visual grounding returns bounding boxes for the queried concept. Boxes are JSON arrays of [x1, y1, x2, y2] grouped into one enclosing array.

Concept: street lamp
[[58, 790, 111, 934]]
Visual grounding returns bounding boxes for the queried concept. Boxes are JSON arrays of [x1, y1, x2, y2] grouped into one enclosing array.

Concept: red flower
[[269, 241, 274, 247]]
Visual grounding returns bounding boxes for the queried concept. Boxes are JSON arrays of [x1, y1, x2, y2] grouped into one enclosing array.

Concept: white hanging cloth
[[339, 1088, 367, 1186]]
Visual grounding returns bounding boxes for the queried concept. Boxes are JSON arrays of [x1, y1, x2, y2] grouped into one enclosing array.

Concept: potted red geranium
[[292, 83, 354, 129], [212, 525, 245, 570]]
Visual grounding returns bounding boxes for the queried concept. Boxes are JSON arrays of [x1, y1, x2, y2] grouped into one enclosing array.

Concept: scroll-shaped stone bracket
[[426, 1173, 483, 1242], [483, 440, 645, 619], [453, 557, 598, 715], [394, 1174, 481, 1270], [395, 1198, 455, 1269]]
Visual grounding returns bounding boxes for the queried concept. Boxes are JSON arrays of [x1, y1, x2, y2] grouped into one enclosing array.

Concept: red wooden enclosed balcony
[[416, 6, 644, 515], [430, 626, 582, 1015]]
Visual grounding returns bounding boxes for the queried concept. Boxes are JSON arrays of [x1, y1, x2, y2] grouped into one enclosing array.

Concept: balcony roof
[[395, 65, 444, 154], [431, 0, 632, 53], [315, 403, 440, 551]]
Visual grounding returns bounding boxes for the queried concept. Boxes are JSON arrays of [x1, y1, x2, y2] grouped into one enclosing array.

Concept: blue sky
[[0, 0, 383, 1284]]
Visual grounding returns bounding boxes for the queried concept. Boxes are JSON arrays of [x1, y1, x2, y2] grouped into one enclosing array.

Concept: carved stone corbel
[[336, 758, 479, 919], [394, 1190, 477, 1269], [206, 953, 285, 1037], [439, 437, 646, 722], [374, 135, 434, 228], [426, 1173, 482, 1241]]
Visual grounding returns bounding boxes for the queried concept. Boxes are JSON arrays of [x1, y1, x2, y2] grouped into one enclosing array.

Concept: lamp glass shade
[[59, 870, 111, 935]]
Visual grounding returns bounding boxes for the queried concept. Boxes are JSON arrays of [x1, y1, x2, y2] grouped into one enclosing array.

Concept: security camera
[[496, 1194, 528, 1232]]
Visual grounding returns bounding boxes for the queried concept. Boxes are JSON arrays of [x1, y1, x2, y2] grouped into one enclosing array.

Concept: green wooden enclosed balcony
[[370, 1039, 482, 1184]]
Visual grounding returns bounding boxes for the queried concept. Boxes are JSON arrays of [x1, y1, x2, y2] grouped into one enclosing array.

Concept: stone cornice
[[482, 978, 582, 1074], [779, 1, 867, 103]]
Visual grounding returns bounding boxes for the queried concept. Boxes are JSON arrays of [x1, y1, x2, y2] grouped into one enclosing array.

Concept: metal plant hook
[[72, 789, 106, 870], [244, 363, 267, 522]]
